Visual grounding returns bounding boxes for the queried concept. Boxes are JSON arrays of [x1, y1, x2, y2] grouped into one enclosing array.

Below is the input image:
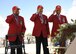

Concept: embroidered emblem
[[63, 18, 65, 23], [20, 20, 23, 25]]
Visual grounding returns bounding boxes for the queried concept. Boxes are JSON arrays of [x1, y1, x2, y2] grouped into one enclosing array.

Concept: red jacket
[[48, 14, 68, 37], [6, 14, 26, 41], [30, 13, 50, 38]]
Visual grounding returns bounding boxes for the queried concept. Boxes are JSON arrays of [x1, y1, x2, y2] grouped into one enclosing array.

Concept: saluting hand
[[37, 8, 43, 14], [52, 10, 56, 15]]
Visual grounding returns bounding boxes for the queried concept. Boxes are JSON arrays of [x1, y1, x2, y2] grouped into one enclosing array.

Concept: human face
[[37, 8, 43, 14], [56, 10, 61, 15], [13, 9, 19, 15]]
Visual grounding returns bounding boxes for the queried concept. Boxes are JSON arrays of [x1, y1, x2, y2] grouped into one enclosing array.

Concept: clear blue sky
[[0, 0, 72, 20]]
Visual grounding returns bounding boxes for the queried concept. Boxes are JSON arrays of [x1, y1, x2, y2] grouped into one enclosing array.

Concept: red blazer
[[6, 14, 26, 41], [30, 13, 50, 38], [48, 14, 68, 37]]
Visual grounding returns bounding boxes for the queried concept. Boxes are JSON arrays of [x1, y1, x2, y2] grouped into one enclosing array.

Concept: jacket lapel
[[55, 15, 60, 23], [12, 14, 19, 26]]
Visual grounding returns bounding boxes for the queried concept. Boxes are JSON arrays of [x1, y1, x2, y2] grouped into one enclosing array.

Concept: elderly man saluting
[[48, 5, 68, 54], [30, 5, 50, 54], [5, 6, 26, 54]]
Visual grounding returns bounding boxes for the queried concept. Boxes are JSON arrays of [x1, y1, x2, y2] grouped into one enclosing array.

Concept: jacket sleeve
[[21, 17, 26, 34], [48, 14, 54, 22], [30, 14, 38, 22], [47, 22, 50, 35], [46, 16, 50, 35], [5, 16, 14, 24], [65, 16, 68, 23]]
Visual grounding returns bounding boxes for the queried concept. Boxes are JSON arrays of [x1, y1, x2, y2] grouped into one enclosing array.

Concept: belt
[[7, 34, 21, 37]]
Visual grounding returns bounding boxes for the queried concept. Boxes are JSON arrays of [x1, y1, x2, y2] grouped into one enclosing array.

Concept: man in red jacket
[[48, 5, 68, 54], [30, 5, 50, 54], [48, 5, 68, 38], [6, 6, 26, 54]]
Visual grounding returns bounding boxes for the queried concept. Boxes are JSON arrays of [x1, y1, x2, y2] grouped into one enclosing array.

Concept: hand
[[37, 8, 41, 13], [48, 35, 51, 38], [37, 8, 43, 14], [52, 10, 56, 15], [21, 32, 25, 37], [21, 34, 24, 37]]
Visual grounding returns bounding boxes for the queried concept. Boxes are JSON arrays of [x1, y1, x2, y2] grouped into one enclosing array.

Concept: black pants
[[9, 37, 22, 54], [35, 34, 49, 54]]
